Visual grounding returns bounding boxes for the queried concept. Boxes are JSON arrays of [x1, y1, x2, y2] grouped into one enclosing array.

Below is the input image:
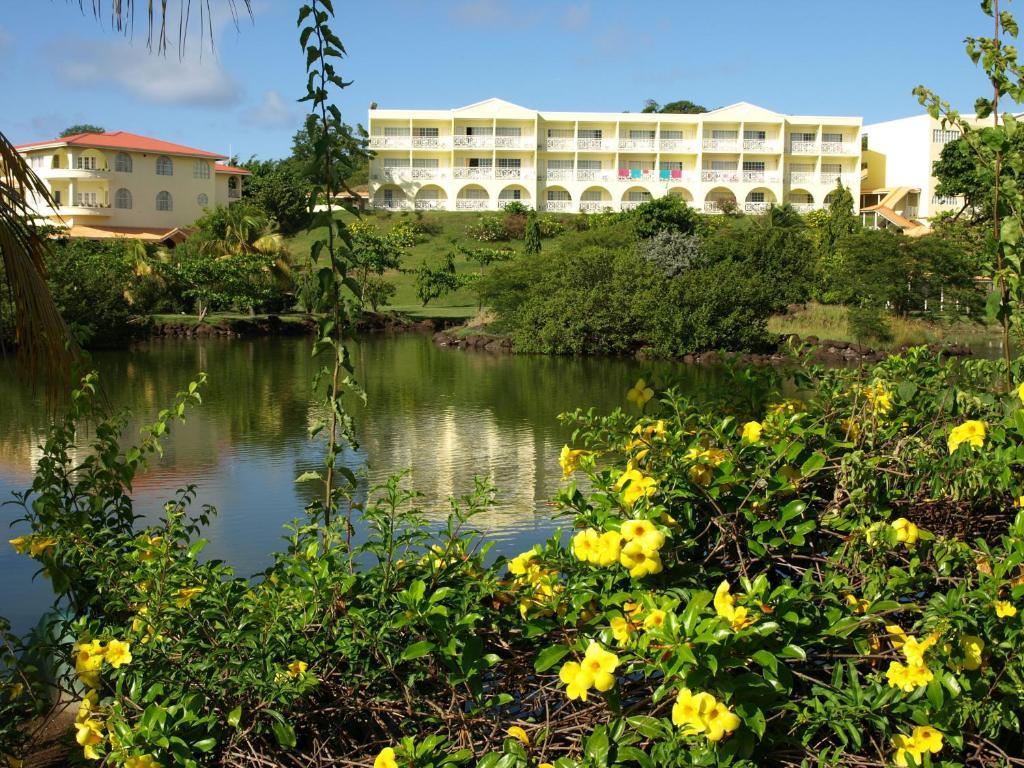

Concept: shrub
[[363, 276, 397, 311], [388, 219, 425, 247], [501, 200, 530, 215], [536, 214, 567, 238], [638, 230, 705, 277], [465, 214, 510, 242], [627, 194, 700, 239], [412, 213, 444, 236], [503, 212, 527, 240]]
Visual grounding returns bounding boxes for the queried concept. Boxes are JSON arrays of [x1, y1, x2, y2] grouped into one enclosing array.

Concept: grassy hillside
[[286, 209, 543, 319]]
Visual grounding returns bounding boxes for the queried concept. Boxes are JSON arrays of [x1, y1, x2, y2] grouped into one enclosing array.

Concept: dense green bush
[[240, 159, 313, 236], [626, 195, 699, 240]]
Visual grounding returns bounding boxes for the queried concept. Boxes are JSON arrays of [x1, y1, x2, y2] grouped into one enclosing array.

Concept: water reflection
[[1, 334, 735, 634]]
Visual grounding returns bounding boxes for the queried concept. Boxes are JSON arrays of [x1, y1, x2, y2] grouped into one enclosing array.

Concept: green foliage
[[241, 158, 313, 235], [363, 276, 397, 311], [160, 244, 291, 317], [59, 123, 104, 137], [627, 195, 699, 240], [641, 99, 708, 114], [347, 220, 404, 295], [501, 201, 530, 215], [415, 253, 467, 306], [524, 211, 542, 257], [44, 238, 149, 346], [466, 214, 512, 242]]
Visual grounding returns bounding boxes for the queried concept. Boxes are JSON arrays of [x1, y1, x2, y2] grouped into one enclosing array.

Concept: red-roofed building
[[16, 131, 251, 242]]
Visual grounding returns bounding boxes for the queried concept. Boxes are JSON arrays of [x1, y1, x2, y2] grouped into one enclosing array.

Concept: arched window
[[193, 160, 211, 179], [156, 191, 173, 211], [196, 193, 209, 207], [114, 188, 132, 209], [156, 155, 173, 176], [115, 153, 133, 173]]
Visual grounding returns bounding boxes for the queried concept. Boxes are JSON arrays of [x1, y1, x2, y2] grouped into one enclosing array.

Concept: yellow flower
[[619, 540, 663, 578], [702, 700, 741, 742], [572, 529, 602, 564], [845, 594, 870, 614], [507, 550, 538, 576], [8, 537, 28, 555], [1017, 382, 1024, 403], [726, 605, 756, 631], [75, 719, 103, 749], [864, 382, 893, 414], [539, 764, 553, 768], [124, 757, 161, 768], [671, 688, 715, 733], [373, 747, 398, 768], [961, 634, 984, 671], [714, 580, 735, 617], [892, 734, 923, 767], [947, 419, 986, 454], [609, 616, 635, 646], [594, 531, 622, 567], [75, 640, 105, 688], [558, 661, 589, 701], [626, 379, 654, 408], [559, 446, 588, 478], [75, 690, 99, 724], [901, 633, 939, 667], [643, 609, 666, 631], [994, 600, 1017, 618], [885, 661, 933, 692], [175, 587, 204, 608], [506, 726, 530, 746], [614, 469, 658, 507], [105, 639, 132, 669], [890, 518, 920, 547], [287, 660, 308, 678], [8, 682, 24, 700], [579, 641, 618, 692], [912, 725, 944, 754], [840, 418, 861, 440], [620, 519, 665, 550], [741, 421, 763, 443], [28, 537, 56, 558]]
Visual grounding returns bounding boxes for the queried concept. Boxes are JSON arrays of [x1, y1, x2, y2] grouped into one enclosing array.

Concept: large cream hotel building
[[367, 98, 862, 215]]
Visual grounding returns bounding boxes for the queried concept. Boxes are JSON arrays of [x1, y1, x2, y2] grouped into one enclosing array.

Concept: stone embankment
[[149, 313, 455, 340]]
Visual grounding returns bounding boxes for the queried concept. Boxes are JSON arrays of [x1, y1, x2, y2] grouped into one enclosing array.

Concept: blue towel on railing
[[660, 169, 671, 180], [630, 168, 641, 179]]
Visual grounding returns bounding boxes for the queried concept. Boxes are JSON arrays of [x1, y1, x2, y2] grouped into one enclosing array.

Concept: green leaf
[[534, 645, 570, 673], [400, 640, 435, 661], [193, 738, 217, 752], [780, 644, 806, 661], [271, 721, 296, 750], [227, 706, 242, 728]]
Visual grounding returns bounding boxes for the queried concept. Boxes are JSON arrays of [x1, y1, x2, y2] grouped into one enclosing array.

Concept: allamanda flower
[[609, 616, 635, 646], [643, 609, 667, 631], [994, 600, 1017, 618], [885, 660, 933, 692], [961, 634, 984, 671], [703, 699, 741, 742], [124, 756, 161, 768], [104, 639, 132, 670], [559, 446, 588, 478], [620, 519, 665, 550], [740, 421, 763, 443], [626, 379, 654, 408], [373, 747, 398, 768], [506, 726, 529, 746], [614, 469, 658, 507], [287, 660, 308, 678], [671, 688, 715, 734], [619, 540, 663, 578], [947, 420, 986, 454]]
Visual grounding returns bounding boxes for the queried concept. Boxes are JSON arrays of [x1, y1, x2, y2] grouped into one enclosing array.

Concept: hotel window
[[711, 160, 736, 170], [743, 130, 767, 140], [468, 157, 493, 168], [822, 132, 844, 143], [114, 188, 132, 209], [742, 161, 766, 171], [577, 160, 601, 170], [156, 191, 173, 211], [932, 128, 961, 144], [496, 158, 521, 168], [821, 163, 842, 173], [578, 128, 602, 139], [547, 159, 573, 169], [495, 126, 522, 136], [546, 189, 571, 201], [791, 163, 814, 173], [659, 161, 684, 171], [413, 127, 439, 137], [627, 190, 652, 202], [629, 129, 655, 139], [463, 187, 488, 199], [29, 155, 45, 169], [412, 158, 439, 168], [382, 157, 410, 167], [791, 192, 813, 204], [581, 190, 603, 201], [661, 130, 684, 140], [115, 152, 132, 173], [749, 191, 765, 203], [627, 160, 654, 171], [464, 126, 493, 136], [197, 193, 209, 207], [792, 132, 815, 142], [75, 191, 98, 206], [499, 188, 521, 200], [75, 156, 97, 170], [547, 128, 573, 138], [711, 129, 738, 139], [383, 126, 410, 136], [193, 160, 211, 179], [156, 155, 173, 176], [418, 188, 440, 200]]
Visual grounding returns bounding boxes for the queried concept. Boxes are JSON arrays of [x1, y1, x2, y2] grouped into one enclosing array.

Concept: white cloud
[[55, 38, 241, 107], [242, 89, 296, 129]]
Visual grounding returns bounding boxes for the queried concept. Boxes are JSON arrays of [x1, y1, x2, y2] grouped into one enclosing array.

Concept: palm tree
[[193, 203, 293, 292], [0, 1, 250, 386]]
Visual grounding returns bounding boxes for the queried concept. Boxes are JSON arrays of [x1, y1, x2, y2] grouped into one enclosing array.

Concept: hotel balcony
[[541, 200, 573, 212], [578, 200, 612, 213], [821, 141, 858, 155], [701, 169, 741, 183], [368, 136, 412, 150], [787, 171, 817, 184], [414, 198, 447, 210], [620, 200, 649, 211], [742, 139, 782, 153], [575, 169, 616, 182], [618, 138, 656, 151], [702, 137, 741, 152], [658, 138, 699, 153], [743, 202, 771, 214], [544, 137, 575, 150], [741, 170, 782, 183], [789, 203, 815, 213], [55, 202, 112, 217], [452, 135, 534, 150], [820, 172, 858, 186], [455, 198, 490, 210], [788, 141, 819, 154], [41, 167, 111, 180], [452, 167, 531, 180], [576, 138, 616, 152]]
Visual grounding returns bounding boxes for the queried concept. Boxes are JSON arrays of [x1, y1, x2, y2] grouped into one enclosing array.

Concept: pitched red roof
[[15, 131, 225, 160], [214, 163, 251, 175]]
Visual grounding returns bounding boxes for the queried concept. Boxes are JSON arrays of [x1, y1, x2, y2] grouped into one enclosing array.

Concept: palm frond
[[73, 0, 253, 54], [0, 130, 74, 392]]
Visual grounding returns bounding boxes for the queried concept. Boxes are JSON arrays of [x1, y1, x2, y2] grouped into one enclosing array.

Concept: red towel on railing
[[671, 169, 682, 179], [618, 168, 629, 178]]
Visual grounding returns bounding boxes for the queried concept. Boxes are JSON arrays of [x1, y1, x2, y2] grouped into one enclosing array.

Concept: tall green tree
[[524, 211, 542, 256], [641, 99, 708, 114], [59, 124, 105, 137], [241, 158, 312, 235]]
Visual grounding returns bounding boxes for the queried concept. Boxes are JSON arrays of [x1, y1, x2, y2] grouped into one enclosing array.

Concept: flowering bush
[[4, 349, 1024, 767]]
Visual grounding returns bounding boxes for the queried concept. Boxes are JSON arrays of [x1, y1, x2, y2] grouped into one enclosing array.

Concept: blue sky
[[0, 1, 1006, 160]]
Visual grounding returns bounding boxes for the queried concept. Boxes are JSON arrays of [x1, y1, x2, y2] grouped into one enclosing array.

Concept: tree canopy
[[641, 99, 708, 114], [59, 124, 105, 137]]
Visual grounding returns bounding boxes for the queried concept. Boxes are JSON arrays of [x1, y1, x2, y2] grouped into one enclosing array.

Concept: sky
[[0, 1, 1009, 161]]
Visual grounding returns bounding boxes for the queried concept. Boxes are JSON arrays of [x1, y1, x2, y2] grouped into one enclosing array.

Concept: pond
[[0, 333, 747, 634]]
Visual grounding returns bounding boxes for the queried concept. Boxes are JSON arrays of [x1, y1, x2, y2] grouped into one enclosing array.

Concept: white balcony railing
[[453, 167, 492, 179], [619, 138, 656, 151], [620, 199, 650, 211], [544, 137, 575, 150], [820, 173, 857, 186], [821, 141, 856, 154], [495, 167, 525, 179], [453, 135, 493, 149], [579, 200, 610, 213], [415, 198, 447, 210], [577, 138, 612, 151], [375, 199, 411, 211], [704, 200, 735, 213], [788, 171, 817, 184], [616, 169, 657, 182], [455, 198, 489, 210], [411, 167, 442, 180], [701, 169, 741, 183], [543, 199, 572, 212], [494, 136, 534, 150], [702, 138, 740, 152], [743, 202, 770, 214], [412, 136, 451, 150], [790, 203, 815, 214], [658, 139, 698, 152], [789, 141, 819, 154], [369, 136, 411, 149], [742, 139, 781, 153], [543, 168, 575, 181], [905, 206, 919, 218], [742, 171, 781, 183], [576, 169, 613, 182]]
